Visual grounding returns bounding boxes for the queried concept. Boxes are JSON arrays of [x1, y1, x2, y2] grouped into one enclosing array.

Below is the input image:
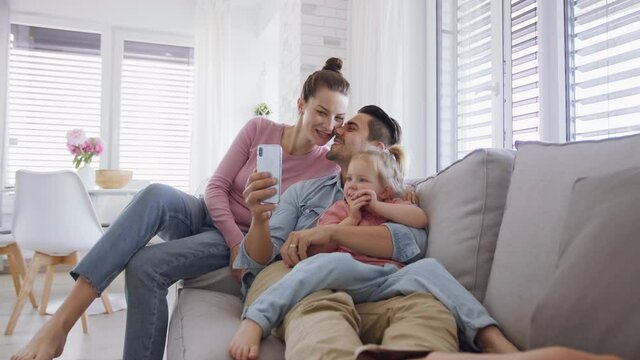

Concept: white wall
[[278, 0, 302, 125], [229, 7, 265, 126], [256, 14, 281, 119]]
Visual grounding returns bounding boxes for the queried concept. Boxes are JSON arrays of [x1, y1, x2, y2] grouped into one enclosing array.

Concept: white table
[[87, 188, 140, 197], [88, 188, 141, 226]]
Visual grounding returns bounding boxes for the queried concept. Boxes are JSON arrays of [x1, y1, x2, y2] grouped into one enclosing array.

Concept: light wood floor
[[0, 271, 175, 360]]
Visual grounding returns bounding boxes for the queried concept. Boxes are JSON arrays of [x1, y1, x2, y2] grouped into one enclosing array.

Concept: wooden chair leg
[[5, 252, 47, 335], [39, 264, 55, 315], [100, 291, 113, 314], [80, 312, 88, 334], [6, 243, 38, 308], [6, 248, 22, 296]]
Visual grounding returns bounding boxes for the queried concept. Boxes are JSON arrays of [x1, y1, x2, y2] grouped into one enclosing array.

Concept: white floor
[[0, 271, 176, 360]]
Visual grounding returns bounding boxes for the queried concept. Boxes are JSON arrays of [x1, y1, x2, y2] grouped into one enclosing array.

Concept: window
[[567, 0, 640, 140], [3, 25, 195, 192], [118, 41, 194, 191], [509, 0, 540, 144], [6, 25, 101, 186], [437, 0, 540, 169]]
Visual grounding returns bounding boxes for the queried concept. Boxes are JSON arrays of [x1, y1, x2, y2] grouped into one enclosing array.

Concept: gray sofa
[[167, 134, 640, 360]]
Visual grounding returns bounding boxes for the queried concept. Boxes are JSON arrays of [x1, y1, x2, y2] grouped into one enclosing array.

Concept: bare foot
[[228, 319, 263, 360], [426, 346, 622, 360], [475, 326, 518, 353], [11, 320, 68, 360]]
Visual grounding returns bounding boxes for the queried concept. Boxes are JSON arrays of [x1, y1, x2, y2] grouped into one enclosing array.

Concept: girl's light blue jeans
[[243, 252, 497, 350], [71, 183, 231, 360]]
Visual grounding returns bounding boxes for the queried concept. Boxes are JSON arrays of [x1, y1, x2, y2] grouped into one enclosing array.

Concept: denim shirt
[[233, 174, 427, 296]]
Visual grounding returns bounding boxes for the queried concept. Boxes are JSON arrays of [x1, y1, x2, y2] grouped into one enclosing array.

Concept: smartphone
[[256, 144, 282, 204]]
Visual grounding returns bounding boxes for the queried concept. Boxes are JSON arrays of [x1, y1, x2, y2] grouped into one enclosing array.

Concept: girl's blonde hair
[[351, 145, 406, 197]]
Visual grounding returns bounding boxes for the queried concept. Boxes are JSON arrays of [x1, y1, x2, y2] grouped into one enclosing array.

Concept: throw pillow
[[416, 148, 515, 301], [483, 133, 640, 348], [528, 167, 640, 359]]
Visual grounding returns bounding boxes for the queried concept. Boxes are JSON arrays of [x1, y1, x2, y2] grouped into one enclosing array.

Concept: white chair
[[0, 233, 38, 310], [5, 170, 113, 335]]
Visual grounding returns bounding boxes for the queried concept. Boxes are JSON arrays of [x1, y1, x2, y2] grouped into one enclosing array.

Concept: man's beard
[[326, 149, 340, 161]]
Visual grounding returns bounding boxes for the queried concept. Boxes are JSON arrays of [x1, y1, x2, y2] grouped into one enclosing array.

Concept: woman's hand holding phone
[[243, 144, 283, 223], [243, 171, 278, 223]]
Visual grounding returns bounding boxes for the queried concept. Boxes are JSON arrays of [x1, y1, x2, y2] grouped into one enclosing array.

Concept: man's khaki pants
[[245, 261, 458, 360]]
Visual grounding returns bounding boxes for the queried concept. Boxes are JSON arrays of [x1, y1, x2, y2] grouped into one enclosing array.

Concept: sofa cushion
[[416, 148, 515, 301], [482, 134, 640, 349], [166, 288, 285, 360], [182, 267, 242, 297], [528, 167, 640, 359]]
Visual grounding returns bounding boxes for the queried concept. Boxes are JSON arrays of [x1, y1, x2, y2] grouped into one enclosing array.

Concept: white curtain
[[0, 0, 9, 226], [347, 0, 428, 178], [190, 0, 231, 193]]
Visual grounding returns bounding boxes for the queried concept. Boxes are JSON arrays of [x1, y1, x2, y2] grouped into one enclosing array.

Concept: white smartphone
[[256, 144, 282, 204]]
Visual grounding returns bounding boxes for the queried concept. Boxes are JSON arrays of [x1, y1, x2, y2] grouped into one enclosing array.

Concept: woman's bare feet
[[426, 347, 622, 360], [228, 319, 263, 360], [11, 320, 68, 360], [12, 277, 97, 360], [475, 326, 519, 353]]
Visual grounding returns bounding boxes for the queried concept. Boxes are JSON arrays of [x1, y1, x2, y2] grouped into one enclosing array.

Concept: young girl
[[229, 145, 435, 360]]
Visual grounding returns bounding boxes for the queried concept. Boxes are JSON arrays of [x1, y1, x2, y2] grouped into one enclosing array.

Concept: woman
[[11, 57, 350, 360]]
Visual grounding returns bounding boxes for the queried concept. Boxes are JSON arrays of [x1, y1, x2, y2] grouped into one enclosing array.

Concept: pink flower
[[66, 129, 86, 147], [67, 143, 81, 156], [82, 138, 104, 155], [92, 138, 104, 155]]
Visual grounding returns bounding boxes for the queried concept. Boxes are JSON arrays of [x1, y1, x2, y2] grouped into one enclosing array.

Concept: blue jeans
[[243, 252, 496, 350], [71, 184, 231, 360]]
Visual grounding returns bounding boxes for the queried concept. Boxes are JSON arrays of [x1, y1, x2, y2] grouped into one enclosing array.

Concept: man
[[234, 105, 514, 359]]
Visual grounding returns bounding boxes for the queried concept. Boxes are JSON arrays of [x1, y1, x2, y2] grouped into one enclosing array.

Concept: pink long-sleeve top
[[204, 117, 339, 249]]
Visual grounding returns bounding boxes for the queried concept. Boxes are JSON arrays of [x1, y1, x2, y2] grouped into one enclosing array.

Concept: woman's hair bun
[[322, 57, 343, 73]]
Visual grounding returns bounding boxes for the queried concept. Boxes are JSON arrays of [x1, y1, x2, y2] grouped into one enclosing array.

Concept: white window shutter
[[118, 41, 194, 191], [438, 0, 540, 169], [568, 0, 640, 140], [6, 25, 102, 186], [509, 0, 540, 144]]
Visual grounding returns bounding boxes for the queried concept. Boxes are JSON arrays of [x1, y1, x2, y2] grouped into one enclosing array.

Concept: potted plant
[[254, 102, 272, 117]]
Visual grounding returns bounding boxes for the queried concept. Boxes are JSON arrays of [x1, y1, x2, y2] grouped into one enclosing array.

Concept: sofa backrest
[[416, 149, 515, 301], [483, 133, 640, 349]]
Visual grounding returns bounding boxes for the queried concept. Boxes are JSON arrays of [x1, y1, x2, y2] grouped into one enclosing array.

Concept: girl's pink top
[[316, 198, 411, 268], [204, 117, 339, 249]]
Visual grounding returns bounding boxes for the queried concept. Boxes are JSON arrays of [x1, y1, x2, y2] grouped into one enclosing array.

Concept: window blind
[[568, 0, 640, 140], [118, 41, 194, 192], [438, 0, 540, 169], [510, 0, 540, 144], [5, 25, 101, 186], [454, 0, 495, 160]]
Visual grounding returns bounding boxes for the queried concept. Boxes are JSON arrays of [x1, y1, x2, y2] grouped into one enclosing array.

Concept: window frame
[[431, 0, 568, 172], [110, 29, 194, 170], [563, 0, 640, 141], [2, 13, 194, 185]]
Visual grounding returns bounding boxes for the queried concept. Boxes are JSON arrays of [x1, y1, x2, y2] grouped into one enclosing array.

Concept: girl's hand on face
[[353, 189, 378, 211], [346, 193, 369, 223]]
